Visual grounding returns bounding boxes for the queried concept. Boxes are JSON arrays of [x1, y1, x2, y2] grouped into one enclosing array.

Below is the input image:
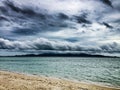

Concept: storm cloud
[[0, 0, 120, 56], [0, 38, 120, 56]]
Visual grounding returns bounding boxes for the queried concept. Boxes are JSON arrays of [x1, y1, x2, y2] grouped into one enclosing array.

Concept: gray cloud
[[100, 0, 112, 7], [12, 28, 39, 36], [0, 0, 120, 56], [0, 38, 120, 53]]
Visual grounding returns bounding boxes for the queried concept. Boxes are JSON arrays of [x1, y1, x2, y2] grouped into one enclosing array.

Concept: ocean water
[[0, 57, 120, 88]]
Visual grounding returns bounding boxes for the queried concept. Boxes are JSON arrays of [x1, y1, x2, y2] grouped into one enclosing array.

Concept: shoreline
[[0, 70, 119, 90]]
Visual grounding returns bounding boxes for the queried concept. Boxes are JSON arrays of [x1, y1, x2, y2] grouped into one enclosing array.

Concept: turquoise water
[[0, 57, 120, 88]]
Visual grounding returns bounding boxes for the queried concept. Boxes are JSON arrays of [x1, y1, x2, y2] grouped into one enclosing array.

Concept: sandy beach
[[0, 71, 119, 90]]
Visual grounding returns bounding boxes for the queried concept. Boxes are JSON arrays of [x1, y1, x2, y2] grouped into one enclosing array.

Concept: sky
[[0, 0, 120, 56]]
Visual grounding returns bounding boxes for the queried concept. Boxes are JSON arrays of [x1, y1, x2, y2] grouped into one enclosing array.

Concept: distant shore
[[0, 70, 119, 90], [0, 53, 119, 58]]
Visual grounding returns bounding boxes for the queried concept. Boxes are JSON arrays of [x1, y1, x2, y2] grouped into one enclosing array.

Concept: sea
[[0, 57, 120, 88]]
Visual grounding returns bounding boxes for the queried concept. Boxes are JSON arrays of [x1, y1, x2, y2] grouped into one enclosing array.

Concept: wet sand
[[0, 71, 119, 90]]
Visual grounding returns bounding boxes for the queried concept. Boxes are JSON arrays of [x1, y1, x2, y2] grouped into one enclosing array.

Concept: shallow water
[[0, 57, 120, 88]]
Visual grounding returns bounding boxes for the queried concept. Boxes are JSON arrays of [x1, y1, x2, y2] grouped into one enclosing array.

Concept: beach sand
[[0, 71, 119, 90]]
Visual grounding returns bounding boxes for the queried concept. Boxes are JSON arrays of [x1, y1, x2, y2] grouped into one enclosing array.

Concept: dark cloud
[[65, 38, 78, 42], [4, 0, 36, 15], [0, 16, 9, 21], [100, 0, 113, 7], [0, 38, 120, 52], [0, 0, 120, 56], [75, 15, 91, 24], [58, 13, 69, 20], [12, 28, 39, 35], [102, 22, 113, 28], [100, 42, 119, 51]]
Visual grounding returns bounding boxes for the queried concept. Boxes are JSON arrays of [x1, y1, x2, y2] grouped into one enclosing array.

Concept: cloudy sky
[[0, 0, 120, 56]]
